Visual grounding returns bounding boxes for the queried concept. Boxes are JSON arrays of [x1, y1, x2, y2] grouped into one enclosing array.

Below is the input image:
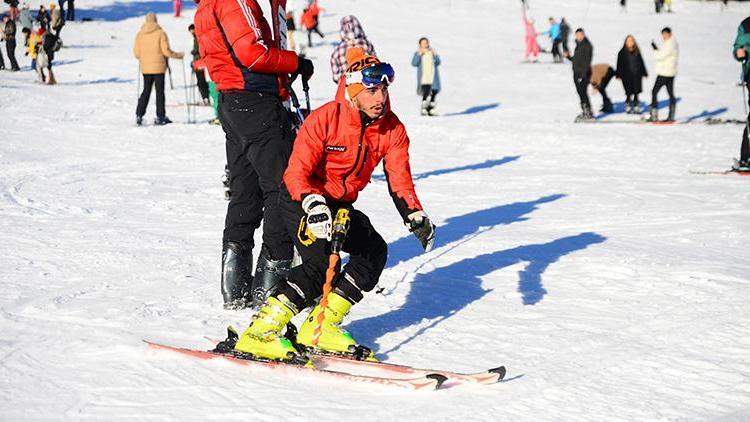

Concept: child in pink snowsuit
[[523, 13, 540, 61]]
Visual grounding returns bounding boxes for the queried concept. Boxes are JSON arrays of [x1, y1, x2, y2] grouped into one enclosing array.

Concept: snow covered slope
[[1, 0, 750, 420]]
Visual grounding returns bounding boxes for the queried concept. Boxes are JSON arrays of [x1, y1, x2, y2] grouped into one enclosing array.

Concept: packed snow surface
[[2, 0, 750, 420]]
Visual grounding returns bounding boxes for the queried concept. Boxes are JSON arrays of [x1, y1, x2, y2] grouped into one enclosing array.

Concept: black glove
[[292, 57, 314, 83], [651, 41, 658, 50], [407, 211, 436, 252]]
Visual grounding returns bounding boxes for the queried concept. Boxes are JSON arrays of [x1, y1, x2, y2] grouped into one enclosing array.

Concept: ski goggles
[[345, 62, 395, 88]]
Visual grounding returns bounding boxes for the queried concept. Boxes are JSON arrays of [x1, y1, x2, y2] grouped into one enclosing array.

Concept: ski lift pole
[[167, 61, 174, 90], [179, 58, 191, 123], [740, 64, 748, 116], [302, 77, 311, 114], [286, 80, 306, 128], [311, 208, 350, 347]]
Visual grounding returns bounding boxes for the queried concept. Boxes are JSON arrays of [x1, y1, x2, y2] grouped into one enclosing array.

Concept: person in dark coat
[[560, 17, 570, 55], [565, 28, 593, 121], [2, 14, 20, 71], [188, 23, 209, 104], [616, 35, 648, 114]]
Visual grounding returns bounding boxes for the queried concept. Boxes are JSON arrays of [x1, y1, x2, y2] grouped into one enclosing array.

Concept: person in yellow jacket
[[23, 27, 41, 70], [133, 12, 184, 126]]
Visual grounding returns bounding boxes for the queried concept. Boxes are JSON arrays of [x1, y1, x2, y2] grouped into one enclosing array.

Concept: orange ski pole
[[311, 208, 350, 347]]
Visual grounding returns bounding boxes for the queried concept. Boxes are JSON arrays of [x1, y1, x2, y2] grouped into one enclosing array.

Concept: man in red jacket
[[233, 47, 436, 361], [194, 0, 315, 310]]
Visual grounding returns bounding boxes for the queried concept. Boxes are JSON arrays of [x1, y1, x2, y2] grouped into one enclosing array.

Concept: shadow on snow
[[57, 77, 135, 86], [442, 102, 500, 117], [595, 97, 681, 119], [346, 193, 607, 357], [78, 0, 196, 22], [683, 107, 728, 123], [371, 155, 520, 182]]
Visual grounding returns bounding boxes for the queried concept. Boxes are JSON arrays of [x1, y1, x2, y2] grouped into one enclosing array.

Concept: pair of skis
[[144, 330, 506, 391]]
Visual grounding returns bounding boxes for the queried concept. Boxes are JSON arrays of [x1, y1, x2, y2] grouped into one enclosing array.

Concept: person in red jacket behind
[[194, 0, 315, 310], [233, 47, 436, 361]]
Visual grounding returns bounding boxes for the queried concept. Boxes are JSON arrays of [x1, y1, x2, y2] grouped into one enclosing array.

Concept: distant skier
[[590, 64, 615, 113], [22, 27, 41, 71], [133, 12, 184, 126], [521, 6, 540, 62], [616, 35, 648, 114], [50, 2, 63, 36], [732, 16, 750, 170], [330, 15, 375, 84], [543, 17, 562, 63], [19, 4, 33, 35], [188, 23, 209, 105], [647, 27, 678, 122], [560, 17, 570, 56], [300, 0, 323, 48], [285, 9, 296, 52], [232, 47, 435, 361], [194, 0, 314, 309], [565, 28, 594, 122], [2, 15, 20, 71], [411, 37, 441, 116], [36, 5, 50, 31]]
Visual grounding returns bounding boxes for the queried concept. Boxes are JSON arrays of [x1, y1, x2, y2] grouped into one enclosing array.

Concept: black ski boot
[[251, 245, 293, 309], [600, 98, 613, 113], [221, 241, 253, 309], [575, 103, 594, 122], [647, 106, 658, 122], [666, 103, 676, 122], [154, 116, 173, 126], [136, 115, 143, 126]]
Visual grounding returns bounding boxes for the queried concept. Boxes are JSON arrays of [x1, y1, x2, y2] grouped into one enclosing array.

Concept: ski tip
[[488, 366, 507, 382], [425, 373, 449, 390]]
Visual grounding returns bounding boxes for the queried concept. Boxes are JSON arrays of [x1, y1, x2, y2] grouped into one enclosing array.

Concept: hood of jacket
[[339, 15, 368, 44], [140, 12, 160, 34]]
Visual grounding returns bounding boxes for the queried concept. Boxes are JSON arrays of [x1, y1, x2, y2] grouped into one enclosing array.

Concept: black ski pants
[[6, 40, 19, 70], [195, 68, 209, 101], [307, 23, 324, 47], [574, 71, 591, 108], [598, 67, 615, 106], [551, 39, 562, 61], [420, 84, 437, 102], [136, 73, 166, 119], [218, 91, 295, 261], [275, 184, 387, 309], [741, 73, 750, 162], [651, 75, 675, 108]]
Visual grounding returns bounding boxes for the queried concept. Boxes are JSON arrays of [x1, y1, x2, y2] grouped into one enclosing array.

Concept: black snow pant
[[574, 71, 591, 108], [420, 84, 437, 102], [307, 23, 324, 47], [598, 67, 615, 107], [561, 39, 569, 55], [741, 73, 750, 163], [66, 0, 75, 21], [275, 184, 388, 309], [136, 73, 166, 119], [194, 68, 209, 101], [218, 91, 295, 262], [551, 39, 562, 61], [651, 75, 675, 108], [6, 40, 19, 70]]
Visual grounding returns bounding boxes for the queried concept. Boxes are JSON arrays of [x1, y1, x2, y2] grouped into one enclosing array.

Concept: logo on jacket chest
[[325, 145, 347, 152]]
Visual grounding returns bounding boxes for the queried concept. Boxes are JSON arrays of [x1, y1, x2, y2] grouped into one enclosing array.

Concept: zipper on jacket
[[340, 125, 366, 200], [354, 147, 369, 177]]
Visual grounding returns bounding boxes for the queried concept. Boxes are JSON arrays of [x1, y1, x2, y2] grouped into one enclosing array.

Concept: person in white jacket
[[648, 27, 678, 121]]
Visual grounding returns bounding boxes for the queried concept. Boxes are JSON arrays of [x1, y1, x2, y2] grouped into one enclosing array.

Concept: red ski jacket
[[284, 80, 423, 221], [194, 0, 298, 94]]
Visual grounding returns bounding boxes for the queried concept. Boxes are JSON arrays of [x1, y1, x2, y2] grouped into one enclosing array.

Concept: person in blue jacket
[[543, 17, 562, 62], [411, 37, 441, 116]]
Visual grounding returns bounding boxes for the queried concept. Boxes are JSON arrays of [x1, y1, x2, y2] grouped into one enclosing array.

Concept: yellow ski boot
[[297, 291, 374, 360], [234, 294, 300, 361]]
